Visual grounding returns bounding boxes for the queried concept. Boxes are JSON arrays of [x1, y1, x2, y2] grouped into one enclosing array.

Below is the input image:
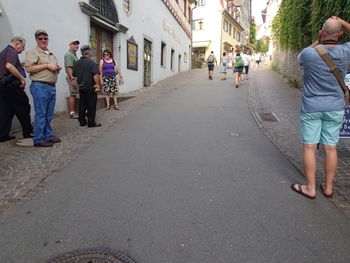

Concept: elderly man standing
[[24, 29, 62, 147], [64, 40, 80, 119], [0, 36, 33, 142], [291, 17, 350, 199], [73, 45, 101, 128]]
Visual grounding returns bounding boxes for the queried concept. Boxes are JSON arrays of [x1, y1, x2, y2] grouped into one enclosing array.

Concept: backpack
[[235, 56, 244, 68], [207, 54, 215, 63]]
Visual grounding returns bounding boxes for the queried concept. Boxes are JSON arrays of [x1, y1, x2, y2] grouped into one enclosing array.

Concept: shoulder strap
[[314, 45, 348, 95]]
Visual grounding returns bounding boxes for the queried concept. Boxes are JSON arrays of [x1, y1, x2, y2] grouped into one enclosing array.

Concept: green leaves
[[272, 0, 350, 51]]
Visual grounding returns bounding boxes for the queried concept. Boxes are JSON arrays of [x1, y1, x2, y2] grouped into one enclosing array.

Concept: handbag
[[315, 45, 350, 107]]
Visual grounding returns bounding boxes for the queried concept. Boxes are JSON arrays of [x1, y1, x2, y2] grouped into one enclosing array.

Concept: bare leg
[[105, 95, 110, 110], [113, 95, 119, 110], [322, 145, 337, 195], [301, 144, 318, 196], [235, 73, 241, 88], [68, 96, 76, 113]]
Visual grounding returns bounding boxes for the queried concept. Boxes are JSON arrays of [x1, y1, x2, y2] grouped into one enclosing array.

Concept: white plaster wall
[[0, 0, 89, 115], [116, 0, 191, 91], [193, 1, 222, 58]]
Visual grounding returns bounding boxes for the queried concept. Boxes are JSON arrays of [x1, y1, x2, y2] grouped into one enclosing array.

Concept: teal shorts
[[300, 111, 344, 146]]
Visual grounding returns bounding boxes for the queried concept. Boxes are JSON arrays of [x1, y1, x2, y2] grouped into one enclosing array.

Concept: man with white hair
[[291, 17, 350, 199], [0, 36, 33, 143]]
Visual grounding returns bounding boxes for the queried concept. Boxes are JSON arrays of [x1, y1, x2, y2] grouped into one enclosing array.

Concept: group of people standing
[[0, 29, 124, 147]]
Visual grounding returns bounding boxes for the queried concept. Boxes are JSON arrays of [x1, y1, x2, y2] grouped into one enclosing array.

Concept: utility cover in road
[[46, 248, 136, 263]]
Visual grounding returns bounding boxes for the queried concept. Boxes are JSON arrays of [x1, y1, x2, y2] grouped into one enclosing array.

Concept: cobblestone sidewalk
[[249, 65, 350, 219]]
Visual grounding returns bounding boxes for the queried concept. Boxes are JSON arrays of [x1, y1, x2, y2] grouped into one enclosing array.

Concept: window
[[223, 20, 228, 32], [229, 24, 232, 35], [171, 49, 175, 71], [233, 28, 236, 39], [196, 0, 205, 7], [161, 42, 166, 67], [236, 32, 241, 41], [192, 19, 203, 31]]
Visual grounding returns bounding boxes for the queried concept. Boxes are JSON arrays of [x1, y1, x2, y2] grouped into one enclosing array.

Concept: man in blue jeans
[[291, 17, 350, 199], [24, 29, 62, 147]]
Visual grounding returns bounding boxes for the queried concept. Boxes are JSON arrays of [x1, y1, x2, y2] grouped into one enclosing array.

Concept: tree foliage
[[256, 39, 269, 53], [250, 21, 256, 44], [272, 0, 350, 51]]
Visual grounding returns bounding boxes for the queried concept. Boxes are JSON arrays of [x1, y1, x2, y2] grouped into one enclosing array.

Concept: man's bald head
[[319, 18, 343, 43], [322, 18, 342, 34]]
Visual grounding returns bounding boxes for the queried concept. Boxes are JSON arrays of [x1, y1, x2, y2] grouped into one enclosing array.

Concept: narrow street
[[1, 67, 350, 262]]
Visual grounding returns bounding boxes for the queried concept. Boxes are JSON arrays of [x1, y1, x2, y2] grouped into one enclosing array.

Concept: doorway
[[143, 39, 152, 87], [90, 23, 114, 63]]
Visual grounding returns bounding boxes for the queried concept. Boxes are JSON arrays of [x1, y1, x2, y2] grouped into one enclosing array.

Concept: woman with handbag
[[99, 49, 123, 110]]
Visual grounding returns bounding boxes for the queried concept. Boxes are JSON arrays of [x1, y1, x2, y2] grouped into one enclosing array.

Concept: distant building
[[0, 0, 194, 124], [256, 0, 281, 55], [192, 0, 251, 61]]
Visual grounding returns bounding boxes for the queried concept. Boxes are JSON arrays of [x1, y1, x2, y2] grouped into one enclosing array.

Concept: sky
[[251, 0, 267, 25]]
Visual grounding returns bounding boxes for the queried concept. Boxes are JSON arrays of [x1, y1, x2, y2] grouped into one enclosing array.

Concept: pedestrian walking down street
[[291, 17, 350, 199], [73, 45, 102, 128], [64, 40, 80, 119], [24, 29, 62, 147], [233, 47, 244, 88], [220, 52, 228, 80], [241, 51, 250, 80], [254, 52, 261, 70], [0, 36, 33, 143], [99, 49, 123, 111], [206, 51, 217, 80]]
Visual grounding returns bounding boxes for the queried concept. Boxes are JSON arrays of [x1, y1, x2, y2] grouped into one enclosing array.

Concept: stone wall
[[271, 48, 303, 89]]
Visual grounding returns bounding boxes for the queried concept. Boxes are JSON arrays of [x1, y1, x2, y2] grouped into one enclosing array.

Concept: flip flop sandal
[[290, 184, 316, 199], [319, 184, 333, 198]]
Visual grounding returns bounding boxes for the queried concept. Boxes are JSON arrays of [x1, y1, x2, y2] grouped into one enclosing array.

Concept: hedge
[[272, 0, 350, 51]]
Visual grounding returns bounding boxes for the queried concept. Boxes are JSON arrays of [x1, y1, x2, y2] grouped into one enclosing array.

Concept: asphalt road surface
[[1, 70, 350, 262]]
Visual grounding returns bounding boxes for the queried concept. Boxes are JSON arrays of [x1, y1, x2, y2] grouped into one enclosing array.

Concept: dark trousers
[[78, 88, 97, 126], [0, 85, 33, 140]]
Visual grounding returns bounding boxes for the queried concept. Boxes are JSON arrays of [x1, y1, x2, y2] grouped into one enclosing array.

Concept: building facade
[[0, 0, 193, 123], [192, 0, 251, 61], [256, 0, 281, 56]]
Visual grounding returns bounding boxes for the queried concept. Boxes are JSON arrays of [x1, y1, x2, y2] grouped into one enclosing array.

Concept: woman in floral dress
[[99, 49, 123, 110]]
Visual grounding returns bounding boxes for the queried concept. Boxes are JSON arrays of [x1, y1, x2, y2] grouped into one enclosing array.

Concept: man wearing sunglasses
[[24, 29, 62, 147]]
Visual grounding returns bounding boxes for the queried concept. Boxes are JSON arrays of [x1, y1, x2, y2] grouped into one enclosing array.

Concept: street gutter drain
[[259, 112, 279, 122], [46, 248, 137, 263]]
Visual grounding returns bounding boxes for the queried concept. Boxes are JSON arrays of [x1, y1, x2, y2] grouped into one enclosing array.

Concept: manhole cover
[[46, 248, 136, 263], [259, 112, 279, 122]]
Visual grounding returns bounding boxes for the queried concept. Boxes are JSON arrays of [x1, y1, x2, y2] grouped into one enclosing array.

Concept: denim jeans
[[30, 81, 56, 144]]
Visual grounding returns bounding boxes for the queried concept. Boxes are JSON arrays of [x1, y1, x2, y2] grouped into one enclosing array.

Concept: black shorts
[[244, 65, 249, 74], [208, 63, 214, 71]]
